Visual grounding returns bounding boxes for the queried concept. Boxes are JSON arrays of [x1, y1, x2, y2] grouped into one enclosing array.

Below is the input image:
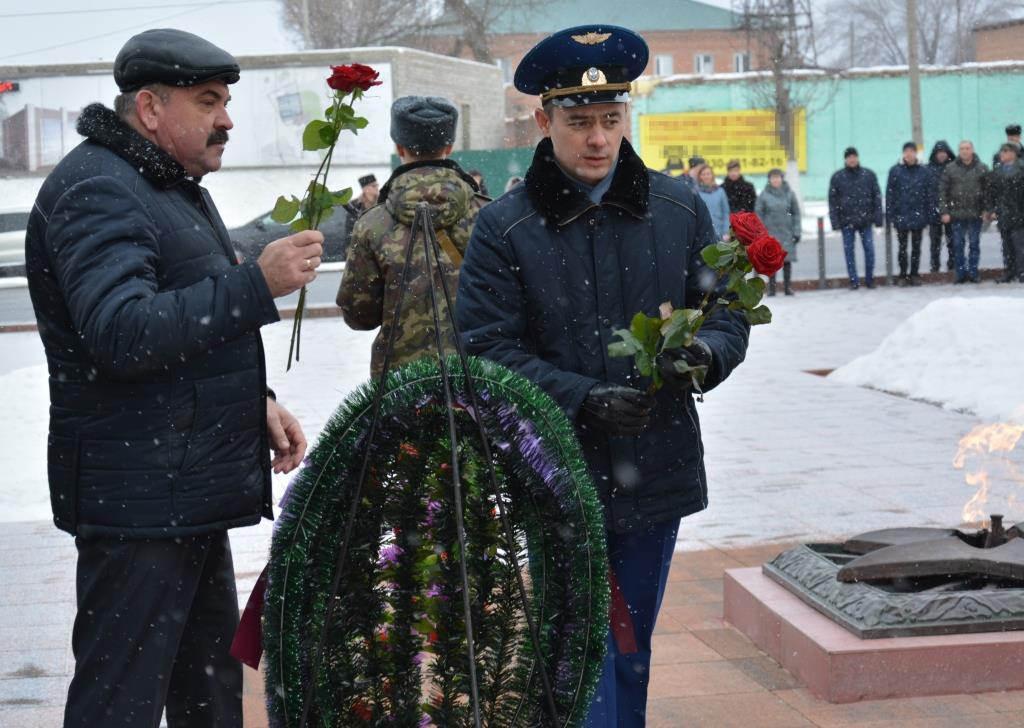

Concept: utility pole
[[301, 0, 312, 49], [907, 0, 923, 148]]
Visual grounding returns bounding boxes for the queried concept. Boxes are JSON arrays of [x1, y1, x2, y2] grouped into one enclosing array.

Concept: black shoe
[[997, 272, 1015, 283], [896, 277, 909, 287], [910, 274, 923, 286], [953, 278, 965, 284], [849, 281, 860, 290], [784, 288, 794, 296], [969, 274, 981, 283], [865, 280, 876, 289]]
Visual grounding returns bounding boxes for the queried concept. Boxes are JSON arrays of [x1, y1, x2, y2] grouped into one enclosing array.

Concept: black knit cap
[[390, 96, 458, 153], [114, 29, 240, 92], [1007, 124, 1022, 136], [903, 141, 917, 151], [844, 146, 858, 158]]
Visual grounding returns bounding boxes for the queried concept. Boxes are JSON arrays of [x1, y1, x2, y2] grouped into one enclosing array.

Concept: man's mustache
[[207, 130, 229, 146]]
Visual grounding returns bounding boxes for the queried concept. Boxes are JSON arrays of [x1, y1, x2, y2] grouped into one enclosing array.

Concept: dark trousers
[[951, 218, 982, 281], [840, 225, 875, 285], [928, 222, 953, 271], [1009, 227, 1024, 280], [897, 228, 923, 278], [585, 520, 679, 727], [1000, 225, 1018, 277], [64, 531, 242, 728], [768, 261, 793, 295]]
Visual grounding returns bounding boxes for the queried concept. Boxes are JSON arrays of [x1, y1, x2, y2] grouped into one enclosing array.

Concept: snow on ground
[[831, 297, 1024, 422]]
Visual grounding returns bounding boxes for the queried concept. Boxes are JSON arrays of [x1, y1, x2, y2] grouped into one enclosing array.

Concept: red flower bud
[[327, 63, 382, 93], [729, 212, 769, 247], [746, 235, 788, 276]]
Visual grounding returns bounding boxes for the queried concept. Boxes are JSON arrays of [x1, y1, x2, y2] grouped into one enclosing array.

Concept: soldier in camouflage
[[337, 96, 487, 376]]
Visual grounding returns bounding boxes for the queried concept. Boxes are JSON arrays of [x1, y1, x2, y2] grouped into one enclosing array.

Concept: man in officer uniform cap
[[25, 28, 323, 726], [457, 24, 749, 726]]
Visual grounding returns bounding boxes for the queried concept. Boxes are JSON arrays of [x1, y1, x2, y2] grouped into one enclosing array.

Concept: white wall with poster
[[0, 47, 503, 175]]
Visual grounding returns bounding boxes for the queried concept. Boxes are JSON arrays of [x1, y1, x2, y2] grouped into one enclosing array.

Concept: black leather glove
[[792, 235, 800, 244], [579, 384, 656, 436], [656, 339, 713, 393]]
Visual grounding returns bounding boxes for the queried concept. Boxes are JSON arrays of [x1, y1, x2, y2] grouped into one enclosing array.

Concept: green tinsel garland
[[263, 356, 610, 727]]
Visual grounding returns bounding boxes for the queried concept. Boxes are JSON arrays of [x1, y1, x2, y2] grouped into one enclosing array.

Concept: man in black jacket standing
[[457, 25, 749, 726], [25, 30, 322, 727], [829, 147, 883, 289], [926, 140, 955, 272]]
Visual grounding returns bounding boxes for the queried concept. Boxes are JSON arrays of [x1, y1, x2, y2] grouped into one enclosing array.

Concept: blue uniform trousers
[[584, 519, 680, 727]]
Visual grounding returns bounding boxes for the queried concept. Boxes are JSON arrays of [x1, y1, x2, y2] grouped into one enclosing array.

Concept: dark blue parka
[[25, 104, 280, 538], [828, 165, 884, 230], [885, 160, 931, 231], [456, 138, 750, 534]]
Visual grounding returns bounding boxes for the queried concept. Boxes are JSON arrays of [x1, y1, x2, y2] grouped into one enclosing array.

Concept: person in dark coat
[[829, 147, 884, 289], [992, 123, 1022, 168], [886, 142, 931, 285], [926, 140, 955, 272], [989, 142, 1024, 282], [456, 25, 749, 726], [24, 30, 321, 726], [940, 140, 990, 283], [341, 173, 379, 258], [722, 158, 757, 212]]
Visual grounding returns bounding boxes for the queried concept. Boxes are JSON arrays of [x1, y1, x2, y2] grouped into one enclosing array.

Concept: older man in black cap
[[338, 95, 487, 376], [25, 28, 323, 726], [457, 24, 749, 726]]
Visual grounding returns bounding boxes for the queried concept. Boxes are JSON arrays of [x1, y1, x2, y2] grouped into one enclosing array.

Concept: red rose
[[730, 212, 769, 247], [327, 63, 382, 93], [746, 235, 788, 276]]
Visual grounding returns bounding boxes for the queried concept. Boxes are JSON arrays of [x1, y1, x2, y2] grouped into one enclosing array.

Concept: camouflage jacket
[[338, 160, 486, 376]]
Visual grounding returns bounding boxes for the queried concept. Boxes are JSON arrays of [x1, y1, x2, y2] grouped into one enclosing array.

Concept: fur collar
[[524, 137, 649, 226], [76, 103, 189, 189]]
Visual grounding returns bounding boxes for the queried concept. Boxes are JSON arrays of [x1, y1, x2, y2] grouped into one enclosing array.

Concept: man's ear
[[135, 89, 162, 134], [534, 106, 552, 137]]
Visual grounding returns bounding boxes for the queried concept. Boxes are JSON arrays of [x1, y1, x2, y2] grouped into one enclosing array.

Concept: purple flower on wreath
[[378, 543, 403, 567], [418, 714, 431, 727]]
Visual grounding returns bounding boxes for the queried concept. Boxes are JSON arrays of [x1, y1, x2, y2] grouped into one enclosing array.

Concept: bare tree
[[819, 0, 1013, 67], [279, 0, 440, 49], [734, 0, 833, 193]]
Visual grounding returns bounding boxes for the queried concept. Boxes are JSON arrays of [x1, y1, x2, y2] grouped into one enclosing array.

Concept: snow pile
[[831, 296, 1024, 422]]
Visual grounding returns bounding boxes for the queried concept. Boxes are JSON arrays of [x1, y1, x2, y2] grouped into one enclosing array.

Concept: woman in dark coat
[[722, 159, 756, 212]]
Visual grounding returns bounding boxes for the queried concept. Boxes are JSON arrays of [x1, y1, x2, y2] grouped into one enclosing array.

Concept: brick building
[[421, 0, 762, 146], [973, 18, 1024, 63]]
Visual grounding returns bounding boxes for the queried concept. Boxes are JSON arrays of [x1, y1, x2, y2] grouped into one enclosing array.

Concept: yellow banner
[[637, 109, 807, 176]]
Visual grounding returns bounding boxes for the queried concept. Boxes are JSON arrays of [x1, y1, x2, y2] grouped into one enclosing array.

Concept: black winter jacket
[[828, 165, 883, 230], [926, 141, 954, 225], [456, 138, 750, 534], [722, 175, 757, 213], [989, 161, 1024, 232], [25, 104, 280, 538], [940, 154, 990, 220], [885, 160, 931, 231]]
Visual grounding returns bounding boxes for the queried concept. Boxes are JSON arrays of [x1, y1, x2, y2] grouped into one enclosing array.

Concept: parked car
[[0, 207, 30, 275], [229, 207, 350, 264]]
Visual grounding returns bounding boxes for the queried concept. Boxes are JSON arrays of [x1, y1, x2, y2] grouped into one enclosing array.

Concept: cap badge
[[582, 67, 607, 86], [571, 31, 612, 45]]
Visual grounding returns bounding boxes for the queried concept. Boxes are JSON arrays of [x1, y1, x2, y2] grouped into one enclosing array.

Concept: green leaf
[[332, 187, 353, 205], [660, 309, 693, 350], [608, 329, 643, 357], [745, 305, 773, 325], [318, 123, 338, 147], [629, 312, 661, 354], [737, 278, 763, 309], [302, 119, 333, 151], [701, 246, 722, 267], [351, 116, 369, 129], [315, 206, 334, 226], [635, 350, 654, 377], [289, 218, 310, 233], [270, 195, 301, 224]]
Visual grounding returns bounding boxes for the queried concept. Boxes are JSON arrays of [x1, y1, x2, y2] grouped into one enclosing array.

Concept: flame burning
[[953, 423, 1024, 525]]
